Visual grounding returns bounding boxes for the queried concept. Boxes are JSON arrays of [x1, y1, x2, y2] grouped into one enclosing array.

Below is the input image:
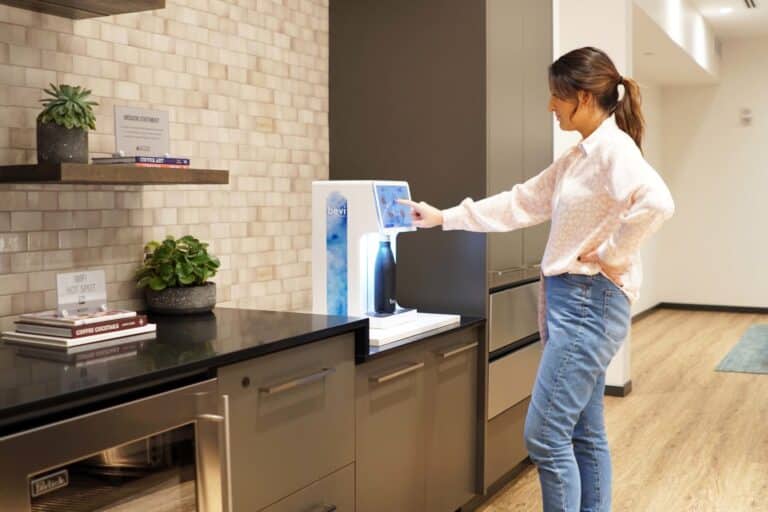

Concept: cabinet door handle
[[370, 362, 425, 384], [198, 394, 233, 512], [221, 394, 233, 512], [437, 341, 478, 359], [259, 368, 335, 395], [307, 505, 337, 512]]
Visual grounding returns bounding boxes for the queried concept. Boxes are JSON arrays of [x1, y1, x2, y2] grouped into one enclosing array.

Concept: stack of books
[[2, 309, 156, 351], [91, 156, 190, 168]]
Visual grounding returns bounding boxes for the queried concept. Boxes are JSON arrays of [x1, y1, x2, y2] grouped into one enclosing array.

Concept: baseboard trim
[[657, 302, 768, 314], [605, 380, 632, 397], [631, 304, 661, 322]]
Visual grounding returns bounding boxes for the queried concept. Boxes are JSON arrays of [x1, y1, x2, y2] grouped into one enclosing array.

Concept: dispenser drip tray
[[369, 312, 461, 346], [367, 307, 417, 329]]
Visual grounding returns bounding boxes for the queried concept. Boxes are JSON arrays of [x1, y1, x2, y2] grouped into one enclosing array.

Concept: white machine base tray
[[367, 307, 417, 329], [369, 312, 461, 346]]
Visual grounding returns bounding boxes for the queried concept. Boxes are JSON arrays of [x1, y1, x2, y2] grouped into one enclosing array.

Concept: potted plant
[[37, 83, 98, 164], [136, 235, 221, 315]]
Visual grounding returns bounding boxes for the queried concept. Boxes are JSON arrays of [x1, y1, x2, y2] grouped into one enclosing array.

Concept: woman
[[398, 47, 674, 511]]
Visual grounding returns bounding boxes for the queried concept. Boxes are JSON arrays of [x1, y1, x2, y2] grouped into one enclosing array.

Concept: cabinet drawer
[[485, 397, 530, 486], [261, 463, 355, 512], [489, 280, 539, 352], [219, 334, 355, 512], [488, 341, 541, 419]]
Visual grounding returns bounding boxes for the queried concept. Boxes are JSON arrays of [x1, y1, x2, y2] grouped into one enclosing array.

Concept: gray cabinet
[[356, 326, 481, 512], [487, 0, 553, 273], [488, 342, 542, 420], [488, 281, 540, 352], [355, 345, 428, 512], [486, 0, 525, 274], [261, 463, 355, 512], [485, 398, 531, 486], [520, 0, 554, 267], [425, 330, 480, 512], [218, 334, 355, 511]]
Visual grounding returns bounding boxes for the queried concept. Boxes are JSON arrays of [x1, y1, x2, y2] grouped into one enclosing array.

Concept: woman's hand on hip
[[579, 250, 625, 287], [396, 199, 443, 228]]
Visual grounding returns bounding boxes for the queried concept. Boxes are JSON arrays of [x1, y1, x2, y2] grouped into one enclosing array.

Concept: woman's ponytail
[[614, 77, 645, 151]]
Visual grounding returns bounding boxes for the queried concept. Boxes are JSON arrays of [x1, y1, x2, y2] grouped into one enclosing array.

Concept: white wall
[[634, 0, 720, 79], [656, 37, 768, 307], [633, 82, 665, 315], [552, 0, 633, 388], [552, 0, 633, 157]]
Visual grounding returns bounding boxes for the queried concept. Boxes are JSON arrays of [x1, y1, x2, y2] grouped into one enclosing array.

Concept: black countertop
[[0, 308, 368, 436], [0, 307, 484, 436]]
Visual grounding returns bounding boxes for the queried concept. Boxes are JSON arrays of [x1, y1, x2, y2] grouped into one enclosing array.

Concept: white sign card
[[114, 105, 169, 157], [56, 270, 108, 317]]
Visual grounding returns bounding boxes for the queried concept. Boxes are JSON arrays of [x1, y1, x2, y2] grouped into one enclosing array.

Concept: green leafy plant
[[37, 83, 98, 130], [136, 235, 220, 292]]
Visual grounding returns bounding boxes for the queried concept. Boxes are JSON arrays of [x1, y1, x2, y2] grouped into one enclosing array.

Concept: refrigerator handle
[[220, 394, 233, 512], [196, 393, 233, 512]]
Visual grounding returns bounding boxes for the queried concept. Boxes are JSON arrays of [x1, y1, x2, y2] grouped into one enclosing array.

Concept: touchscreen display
[[374, 184, 413, 229]]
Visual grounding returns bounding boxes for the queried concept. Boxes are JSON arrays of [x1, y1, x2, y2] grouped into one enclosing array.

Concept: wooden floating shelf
[[0, 0, 164, 20], [0, 164, 229, 185]]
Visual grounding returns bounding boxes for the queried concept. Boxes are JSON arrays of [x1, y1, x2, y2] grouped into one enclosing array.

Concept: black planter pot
[[36, 121, 88, 164], [144, 282, 217, 315]]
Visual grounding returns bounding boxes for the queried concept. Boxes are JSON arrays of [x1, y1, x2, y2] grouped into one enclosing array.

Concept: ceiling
[[687, 0, 768, 39], [633, 4, 719, 86]]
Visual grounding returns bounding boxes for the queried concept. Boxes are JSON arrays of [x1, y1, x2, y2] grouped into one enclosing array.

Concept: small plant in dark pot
[[37, 83, 97, 164], [136, 235, 221, 315]]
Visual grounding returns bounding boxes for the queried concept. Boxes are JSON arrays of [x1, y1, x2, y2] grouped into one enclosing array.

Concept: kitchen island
[[0, 307, 485, 512]]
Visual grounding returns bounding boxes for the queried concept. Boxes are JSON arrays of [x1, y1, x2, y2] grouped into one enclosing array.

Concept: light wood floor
[[478, 308, 768, 512]]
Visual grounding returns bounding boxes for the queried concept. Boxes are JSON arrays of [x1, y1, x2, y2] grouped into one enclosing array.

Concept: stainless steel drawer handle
[[197, 394, 233, 512], [259, 367, 336, 395], [371, 362, 425, 384], [438, 341, 479, 359], [196, 413, 225, 422], [494, 266, 526, 276], [307, 505, 337, 512]]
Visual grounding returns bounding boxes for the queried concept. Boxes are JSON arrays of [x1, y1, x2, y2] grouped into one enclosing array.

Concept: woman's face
[[548, 93, 579, 131]]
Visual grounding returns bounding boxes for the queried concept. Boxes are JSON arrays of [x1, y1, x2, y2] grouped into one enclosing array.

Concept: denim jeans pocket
[[562, 272, 594, 287], [602, 288, 630, 341]]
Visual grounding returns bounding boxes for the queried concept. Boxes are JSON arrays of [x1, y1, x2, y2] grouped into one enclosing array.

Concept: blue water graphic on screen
[[375, 184, 412, 229], [326, 192, 348, 315]]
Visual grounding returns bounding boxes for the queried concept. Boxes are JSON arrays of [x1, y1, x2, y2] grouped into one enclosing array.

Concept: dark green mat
[[715, 324, 768, 375]]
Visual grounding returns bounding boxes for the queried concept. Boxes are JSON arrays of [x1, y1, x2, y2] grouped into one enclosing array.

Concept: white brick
[[11, 211, 42, 231], [0, 273, 27, 294]]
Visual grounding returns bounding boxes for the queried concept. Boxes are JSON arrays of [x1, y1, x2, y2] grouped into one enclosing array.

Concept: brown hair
[[548, 46, 645, 150]]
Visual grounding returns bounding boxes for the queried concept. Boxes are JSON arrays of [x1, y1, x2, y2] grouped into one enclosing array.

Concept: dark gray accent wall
[[330, 0, 488, 317], [330, 0, 552, 318]]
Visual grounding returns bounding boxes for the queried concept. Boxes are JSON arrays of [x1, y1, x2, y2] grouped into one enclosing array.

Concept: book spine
[[133, 163, 189, 168], [92, 157, 190, 165], [135, 156, 190, 165], [72, 316, 147, 338], [91, 156, 189, 165]]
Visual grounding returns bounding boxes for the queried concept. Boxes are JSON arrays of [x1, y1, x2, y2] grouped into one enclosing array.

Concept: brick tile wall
[[0, 0, 327, 329]]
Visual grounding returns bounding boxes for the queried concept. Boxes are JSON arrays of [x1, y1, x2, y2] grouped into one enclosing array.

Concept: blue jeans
[[524, 273, 631, 512]]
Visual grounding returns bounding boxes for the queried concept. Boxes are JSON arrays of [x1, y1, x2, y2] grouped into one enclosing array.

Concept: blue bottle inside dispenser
[[374, 235, 396, 314]]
